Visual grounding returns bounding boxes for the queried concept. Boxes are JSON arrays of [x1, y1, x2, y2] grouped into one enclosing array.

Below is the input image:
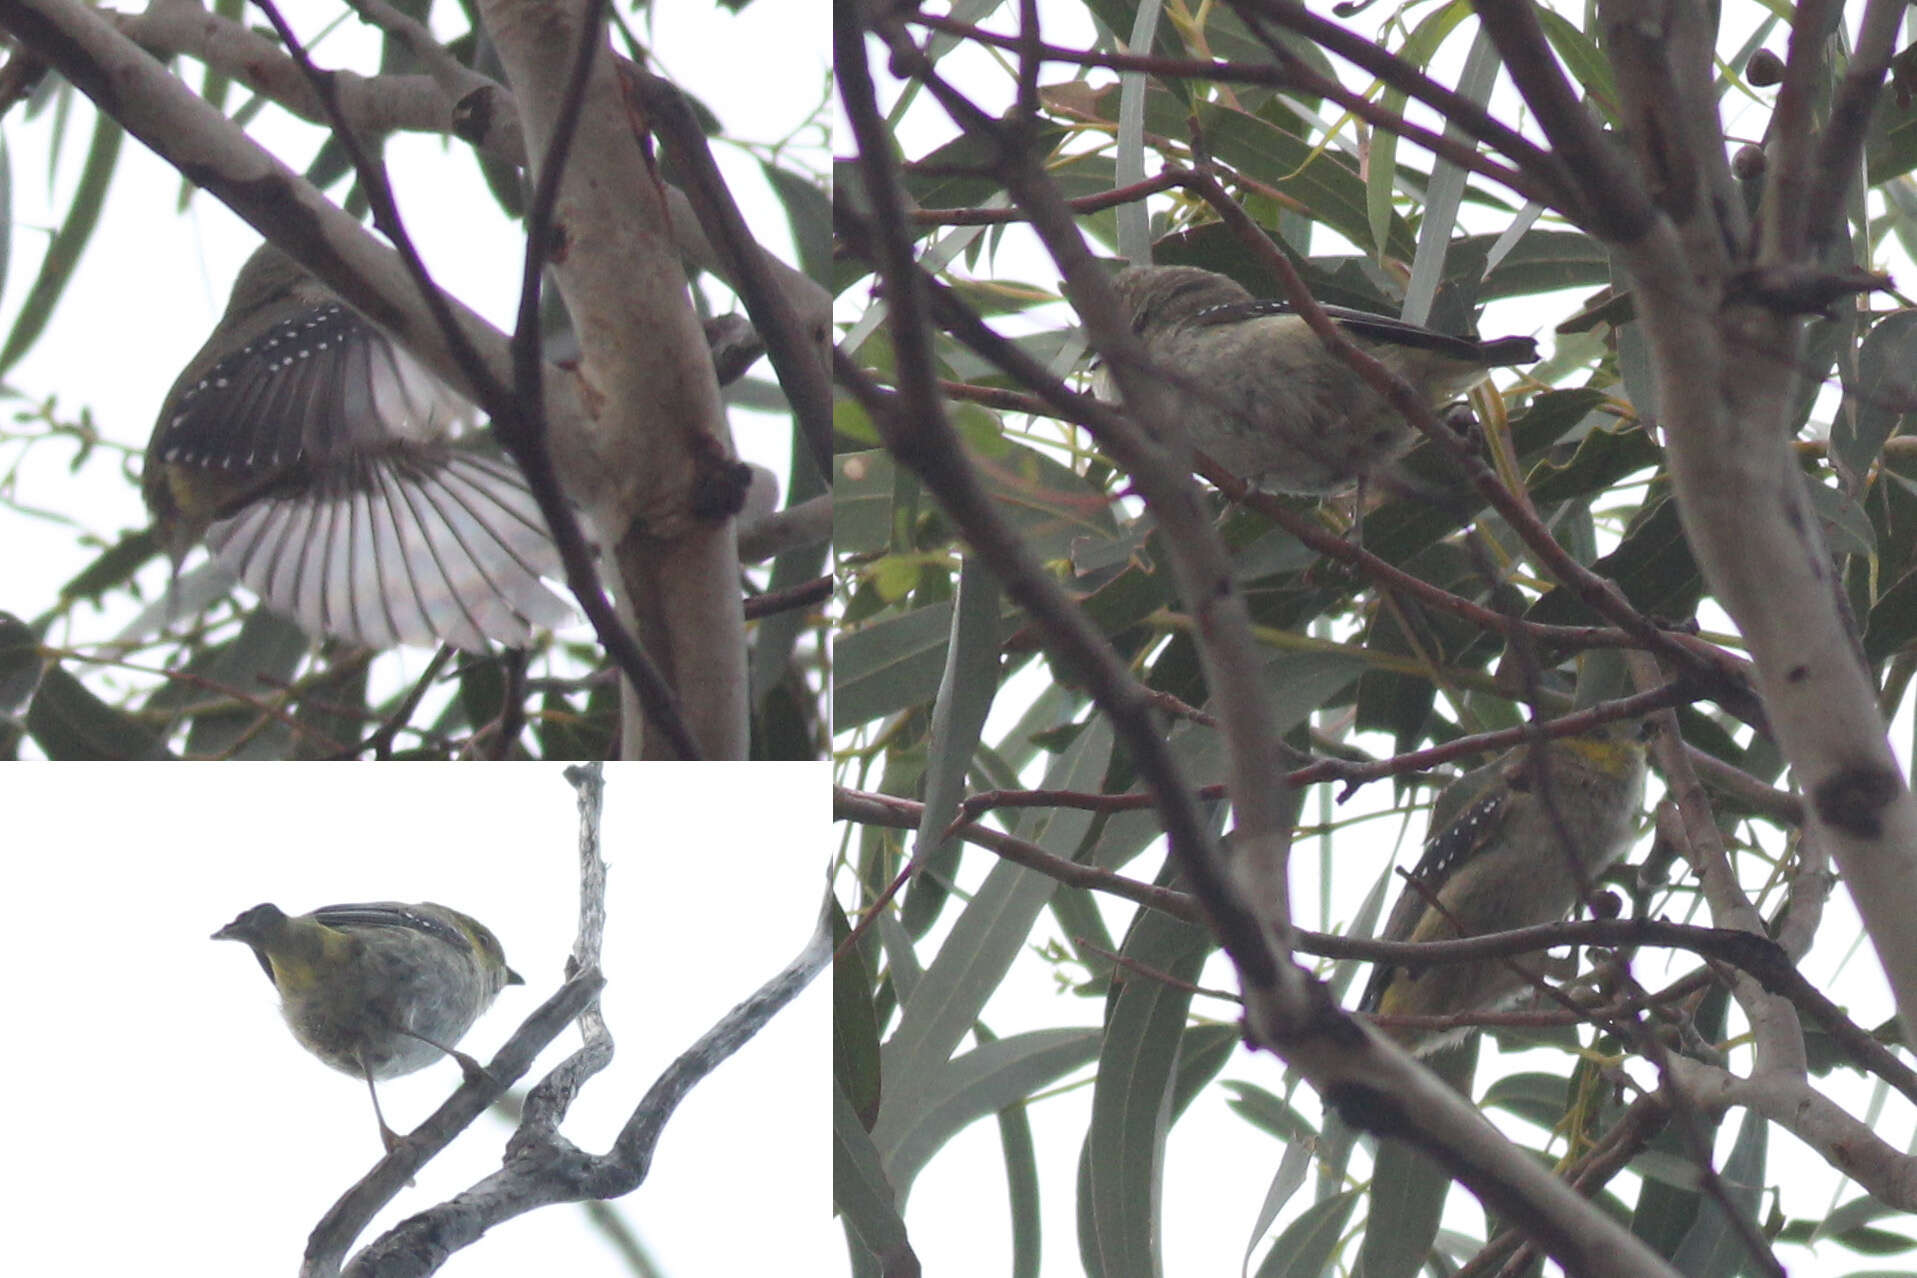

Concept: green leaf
[[1193, 100, 1415, 260], [1529, 495, 1702, 627], [965, 423, 1123, 566], [1221, 1082, 1319, 1144], [1251, 1190, 1359, 1278], [27, 662, 172, 759], [986, 1025, 1045, 1278], [1480, 1070, 1585, 1129], [0, 610, 44, 724], [56, 528, 158, 606], [0, 109, 121, 377], [879, 1026, 1102, 1199], [901, 556, 1003, 935], [1668, 1108, 1766, 1276], [835, 899, 884, 1129], [763, 161, 831, 287], [1361, 1039, 1477, 1277], [178, 609, 311, 760], [1862, 556, 1917, 663], [1534, 7, 1621, 120], [1082, 903, 1212, 1278], [835, 1081, 919, 1275], [837, 603, 960, 728], [872, 723, 1114, 1197], [836, 449, 902, 557], [1832, 310, 1917, 487]]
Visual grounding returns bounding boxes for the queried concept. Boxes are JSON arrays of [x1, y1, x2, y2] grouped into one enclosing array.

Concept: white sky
[[5, 760, 831, 1275], [1, 1, 828, 696]]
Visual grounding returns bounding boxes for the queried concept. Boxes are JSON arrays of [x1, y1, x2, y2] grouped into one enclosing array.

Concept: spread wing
[[157, 303, 569, 651]]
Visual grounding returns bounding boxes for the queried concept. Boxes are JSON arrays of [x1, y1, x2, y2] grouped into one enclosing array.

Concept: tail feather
[[364, 471, 434, 649], [207, 450, 571, 652]]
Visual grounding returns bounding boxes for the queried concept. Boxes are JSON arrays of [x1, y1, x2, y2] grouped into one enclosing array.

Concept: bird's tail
[[1475, 335, 1541, 367], [206, 448, 573, 652]]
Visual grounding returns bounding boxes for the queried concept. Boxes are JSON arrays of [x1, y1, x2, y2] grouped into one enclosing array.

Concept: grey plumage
[[1096, 264, 1538, 494]]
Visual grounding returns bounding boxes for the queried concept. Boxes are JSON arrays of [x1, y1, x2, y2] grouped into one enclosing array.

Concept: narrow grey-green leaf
[[1252, 1190, 1360, 1278], [0, 109, 121, 377], [837, 603, 956, 728], [836, 1082, 921, 1278], [881, 1027, 1102, 1196], [902, 556, 1003, 934], [180, 609, 309, 760], [874, 722, 1116, 1192], [0, 610, 44, 720], [1084, 905, 1211, 1278], [1831, 310, 1917, 491], [1668, 1107, 1767, 1277], [27, 662, 172, 759]]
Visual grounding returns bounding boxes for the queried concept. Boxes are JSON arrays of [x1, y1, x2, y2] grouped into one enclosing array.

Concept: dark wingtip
[[1479, 336, 1541, 366]]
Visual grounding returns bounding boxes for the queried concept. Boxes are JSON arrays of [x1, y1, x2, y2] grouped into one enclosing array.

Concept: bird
[[1098, 264, 1539, 495], [213, 900, 523, 1152], [1358, 721, 1649, 1053], [142, 244, 571, 652]]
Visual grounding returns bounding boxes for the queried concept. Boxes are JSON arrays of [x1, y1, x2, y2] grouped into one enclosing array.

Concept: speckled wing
[[154, 303, 569, 651], [309, 903, 474, 951], [1357, 783, 1511, 1014]]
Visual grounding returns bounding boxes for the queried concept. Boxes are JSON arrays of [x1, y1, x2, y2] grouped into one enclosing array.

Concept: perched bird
[[143, 244, 570, 652], [1358, 721, 1649, 1053], [213, 901, 523, 1151], [1097, 264, 1539, 494]]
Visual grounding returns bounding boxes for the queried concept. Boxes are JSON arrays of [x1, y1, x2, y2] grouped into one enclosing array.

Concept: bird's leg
[[396, 1026, 497, 1086], [362, 1065, 405, 1154]]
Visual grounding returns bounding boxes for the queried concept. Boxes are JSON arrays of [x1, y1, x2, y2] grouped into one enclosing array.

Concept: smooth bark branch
[[621, 65, 834, 485], [1756, 0, 1844, 262], [1458, 1095, 1674, 1278], [1307, 1035, 1680, 1278], [1590, 15, 1917, 1049], [115, 2, 512, 155], [1803, 0, 1903, 253], [1667, 1055, 1917, 1210], [479, 0, 747, 759], [1638, 267, 1917, 1044], [1634, 648, 1808, 1078], [255, 0, 702, 761]]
